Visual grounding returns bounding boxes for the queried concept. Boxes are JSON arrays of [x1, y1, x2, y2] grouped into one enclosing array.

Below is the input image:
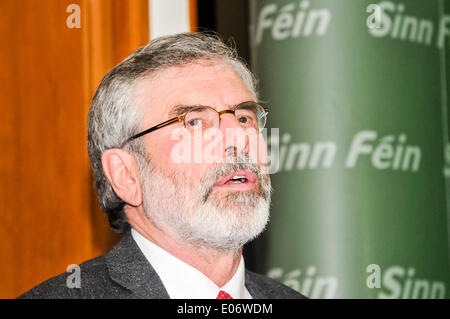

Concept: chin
[[178, 196, 271, 252]]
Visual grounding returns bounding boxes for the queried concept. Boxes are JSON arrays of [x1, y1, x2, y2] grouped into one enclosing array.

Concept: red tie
[[216, 290, 233, 299]]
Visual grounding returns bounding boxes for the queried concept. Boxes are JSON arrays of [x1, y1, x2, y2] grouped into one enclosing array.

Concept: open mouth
[[227, 176, 248, 184], [214, 169, 258, 190]]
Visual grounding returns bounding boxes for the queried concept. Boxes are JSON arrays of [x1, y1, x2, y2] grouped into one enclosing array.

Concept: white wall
[[149, 0, 191, 39]]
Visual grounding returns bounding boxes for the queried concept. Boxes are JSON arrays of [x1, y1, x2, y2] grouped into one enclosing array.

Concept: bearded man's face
[[132, 61, 271, 251]]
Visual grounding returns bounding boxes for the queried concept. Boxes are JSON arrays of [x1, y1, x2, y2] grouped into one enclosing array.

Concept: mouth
[[213, 169, 258, 191]]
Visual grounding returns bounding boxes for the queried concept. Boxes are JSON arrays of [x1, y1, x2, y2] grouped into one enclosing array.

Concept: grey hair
[[87, 32, 259, 233]]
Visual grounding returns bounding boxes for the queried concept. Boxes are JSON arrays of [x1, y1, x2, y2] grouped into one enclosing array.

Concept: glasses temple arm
[[119, 116, 183, 148]]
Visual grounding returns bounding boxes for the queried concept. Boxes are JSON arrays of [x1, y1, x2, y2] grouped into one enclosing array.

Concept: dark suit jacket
[[19, 230, 306, 299]]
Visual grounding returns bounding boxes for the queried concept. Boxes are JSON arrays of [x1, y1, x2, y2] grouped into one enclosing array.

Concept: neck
[[125, 207, 242, 287]]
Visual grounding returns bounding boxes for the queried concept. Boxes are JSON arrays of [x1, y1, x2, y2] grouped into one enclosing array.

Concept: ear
[[101, 148, 143, 207]]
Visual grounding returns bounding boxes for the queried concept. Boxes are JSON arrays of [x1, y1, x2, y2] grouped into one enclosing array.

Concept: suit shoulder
[[18, 255, 125, 299], [245, 270, 307, 299]]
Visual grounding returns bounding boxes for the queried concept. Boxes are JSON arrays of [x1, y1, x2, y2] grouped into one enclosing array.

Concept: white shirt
[[131, 228, 253, 299]]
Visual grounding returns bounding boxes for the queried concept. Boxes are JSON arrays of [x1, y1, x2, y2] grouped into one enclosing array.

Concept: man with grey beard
[[20, 33, 305, 299]]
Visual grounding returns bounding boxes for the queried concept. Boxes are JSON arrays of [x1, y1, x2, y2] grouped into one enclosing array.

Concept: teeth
[[230, 175, 248, 183]]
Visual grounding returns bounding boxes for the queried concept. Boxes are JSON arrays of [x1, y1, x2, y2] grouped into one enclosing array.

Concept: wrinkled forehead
[[131, 60, 254, 126]]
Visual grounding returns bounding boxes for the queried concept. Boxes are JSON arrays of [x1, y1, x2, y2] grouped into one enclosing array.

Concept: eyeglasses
[[120, 101, 268, 147]]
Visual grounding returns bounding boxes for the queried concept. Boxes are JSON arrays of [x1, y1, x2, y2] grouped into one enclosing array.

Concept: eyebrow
[[168, 102, 249, 118], [168, 104, 198, 117]]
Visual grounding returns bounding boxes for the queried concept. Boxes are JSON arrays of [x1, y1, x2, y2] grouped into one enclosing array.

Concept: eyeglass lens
[[183, 103, 266, 131]]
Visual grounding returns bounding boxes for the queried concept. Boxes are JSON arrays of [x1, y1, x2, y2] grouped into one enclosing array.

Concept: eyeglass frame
[[119, 101, 268, 148]]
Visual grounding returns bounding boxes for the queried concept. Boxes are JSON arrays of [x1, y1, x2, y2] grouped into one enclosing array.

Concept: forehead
[[133, 61, 254, 122]]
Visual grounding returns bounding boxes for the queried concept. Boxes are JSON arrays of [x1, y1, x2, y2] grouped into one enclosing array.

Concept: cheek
[[151, 136, 209, 184], [247, 133, 269, 173]]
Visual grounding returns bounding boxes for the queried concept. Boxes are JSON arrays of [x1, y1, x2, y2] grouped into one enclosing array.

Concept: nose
[[218, 111, 240, 129], [219, 112, 249, 159]]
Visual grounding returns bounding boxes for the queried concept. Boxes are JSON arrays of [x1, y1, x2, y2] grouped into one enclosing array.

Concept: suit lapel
[[104, 230, 170, 299], [245, 270, 268, 299], [104, 230, 273, 299]]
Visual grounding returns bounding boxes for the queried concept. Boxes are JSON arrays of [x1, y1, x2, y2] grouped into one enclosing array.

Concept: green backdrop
[[249, 0, 450, 298]]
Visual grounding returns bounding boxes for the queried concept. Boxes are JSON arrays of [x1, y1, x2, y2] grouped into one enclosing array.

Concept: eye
[[235, 102, 267, 129], [238, 115, 250, 125], [186, 118, 202, 128], [236, 111, 256, 128]]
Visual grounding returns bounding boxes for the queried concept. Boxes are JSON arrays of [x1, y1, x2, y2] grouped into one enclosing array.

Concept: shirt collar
[[131, 228, 251, 299]]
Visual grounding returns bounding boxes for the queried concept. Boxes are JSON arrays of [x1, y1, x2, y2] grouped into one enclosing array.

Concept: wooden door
[[0, 0, 149, 298]]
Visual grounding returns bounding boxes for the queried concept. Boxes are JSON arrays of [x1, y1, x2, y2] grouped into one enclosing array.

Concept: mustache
[[200, 154, 267, 203]]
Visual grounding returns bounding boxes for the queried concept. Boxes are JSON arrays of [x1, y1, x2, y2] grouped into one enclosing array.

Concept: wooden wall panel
[[189, 0, 198, 32], [0, 0, 149, 298]]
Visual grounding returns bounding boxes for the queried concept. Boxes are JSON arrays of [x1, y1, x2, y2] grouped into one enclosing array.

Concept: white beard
[[139, 158, 271, 252]]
